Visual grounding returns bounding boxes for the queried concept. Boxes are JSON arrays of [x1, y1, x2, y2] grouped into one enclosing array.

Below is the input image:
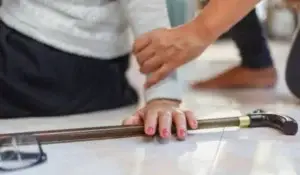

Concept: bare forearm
[[187, 0, 261, 44]]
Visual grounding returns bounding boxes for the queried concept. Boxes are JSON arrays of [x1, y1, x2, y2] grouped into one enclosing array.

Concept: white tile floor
[[0, 40, 299, 175]]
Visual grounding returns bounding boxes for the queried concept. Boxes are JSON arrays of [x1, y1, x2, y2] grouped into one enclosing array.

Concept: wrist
[[180, 18, 218, 47], [147, 98, 181, 106]]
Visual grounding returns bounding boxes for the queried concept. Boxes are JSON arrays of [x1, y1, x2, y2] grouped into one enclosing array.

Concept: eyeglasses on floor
[[0, 134, 47, 172]]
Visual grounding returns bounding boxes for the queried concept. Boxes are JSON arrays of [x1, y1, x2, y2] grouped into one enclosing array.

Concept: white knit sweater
[[0, 0, 182, 102]]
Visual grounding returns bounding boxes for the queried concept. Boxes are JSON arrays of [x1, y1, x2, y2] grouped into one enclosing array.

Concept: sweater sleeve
[[119, 0, 183, 102]]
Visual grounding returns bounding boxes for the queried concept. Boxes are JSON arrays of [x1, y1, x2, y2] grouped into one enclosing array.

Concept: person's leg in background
[[192, 9, 278, 89], [286, 29, 300, 100]]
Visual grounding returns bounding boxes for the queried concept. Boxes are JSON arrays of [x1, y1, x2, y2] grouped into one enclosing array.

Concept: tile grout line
[[208, 127, 225, 175]]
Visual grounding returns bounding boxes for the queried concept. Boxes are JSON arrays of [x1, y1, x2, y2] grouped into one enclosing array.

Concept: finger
[[172, 110, 187, 140], [144, 109, 158, 136], [133, 36, 151, 54], [144, 64, 173, 88], [140, 46, 177, 74], [184, 110, 198, 129], [122, 114, 143, 125], [122, 109, 144, 125], [139, 55, 164, 74], [135, 46, 155, 66], [158, 111, 172, 139]]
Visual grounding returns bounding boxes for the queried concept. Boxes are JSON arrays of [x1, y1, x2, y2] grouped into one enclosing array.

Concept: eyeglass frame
[[0, 134, 47, 172]]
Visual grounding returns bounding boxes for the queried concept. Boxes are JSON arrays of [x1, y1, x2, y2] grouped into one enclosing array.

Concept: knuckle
[[143, 60, 152, 68], [157, 111, 164, 116], [158, 111, 172, 120], [167, 47, 177, 56], [162, 111, 172, 117], [184, 110, 193, 116], [172, 110, 184, 117], [144, 112, 156, 122]]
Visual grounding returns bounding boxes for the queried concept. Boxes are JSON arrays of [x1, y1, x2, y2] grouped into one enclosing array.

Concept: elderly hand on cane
[[132, 0, 277, 88]]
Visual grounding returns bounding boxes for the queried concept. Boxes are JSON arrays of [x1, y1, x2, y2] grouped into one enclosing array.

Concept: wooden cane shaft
[[0, 117, 241, 144]]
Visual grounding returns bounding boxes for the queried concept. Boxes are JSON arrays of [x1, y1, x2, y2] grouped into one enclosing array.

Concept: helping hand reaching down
[[133, 0, 267, 88], [133, 24, 213, 88]]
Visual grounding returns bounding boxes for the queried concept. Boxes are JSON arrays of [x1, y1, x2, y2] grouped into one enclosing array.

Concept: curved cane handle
[[248, 109, 298, 135]]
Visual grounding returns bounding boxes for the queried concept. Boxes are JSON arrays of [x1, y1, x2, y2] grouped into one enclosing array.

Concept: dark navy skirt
[[0, 20, 138, 118]]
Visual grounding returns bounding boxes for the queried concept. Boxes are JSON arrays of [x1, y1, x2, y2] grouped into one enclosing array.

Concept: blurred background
[[168, 0, 299, 40]]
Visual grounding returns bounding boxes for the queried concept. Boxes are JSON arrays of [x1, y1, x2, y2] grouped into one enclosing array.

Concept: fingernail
[[179, 129, 186, 137], [147, 127, 154, 135], [162, 128, 169, 138]]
